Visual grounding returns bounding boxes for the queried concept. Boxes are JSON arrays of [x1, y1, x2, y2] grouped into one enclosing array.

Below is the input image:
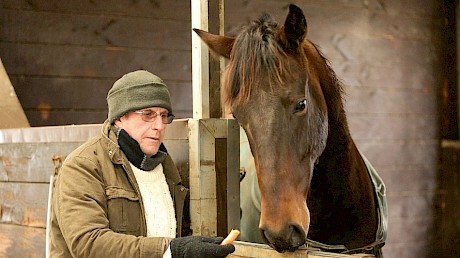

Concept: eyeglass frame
[[133, 109, 175, 124]]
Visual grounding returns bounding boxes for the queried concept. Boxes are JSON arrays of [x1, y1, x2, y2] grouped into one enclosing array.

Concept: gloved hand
[[170, 235, 235, 258]]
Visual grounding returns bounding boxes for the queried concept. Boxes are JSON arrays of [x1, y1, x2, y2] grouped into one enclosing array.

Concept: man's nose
[[150, 117, 166, 129]]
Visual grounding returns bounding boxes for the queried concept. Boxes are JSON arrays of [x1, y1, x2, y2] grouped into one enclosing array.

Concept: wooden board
[[228, 241, 374, 258], [432, 141, 460, 256], [0, 58, 29, 129], [0, 142, 82, 182], [0, 223, 45, 258]]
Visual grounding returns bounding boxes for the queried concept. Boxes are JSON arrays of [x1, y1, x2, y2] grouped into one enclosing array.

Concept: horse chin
[[260, 226, 307, 253]]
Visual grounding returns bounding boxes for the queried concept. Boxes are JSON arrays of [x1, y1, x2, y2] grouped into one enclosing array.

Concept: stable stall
[[0, 1, 379, 257]]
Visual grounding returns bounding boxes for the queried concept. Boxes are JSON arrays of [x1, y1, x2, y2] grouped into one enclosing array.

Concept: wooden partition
[[0, 124, 99, 257]]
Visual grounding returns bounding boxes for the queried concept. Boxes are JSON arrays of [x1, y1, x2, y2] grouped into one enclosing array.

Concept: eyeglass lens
[[138, 110, 174, 124]]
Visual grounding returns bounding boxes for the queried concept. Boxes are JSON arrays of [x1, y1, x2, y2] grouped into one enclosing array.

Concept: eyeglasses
[[133, 110, 175, 124]]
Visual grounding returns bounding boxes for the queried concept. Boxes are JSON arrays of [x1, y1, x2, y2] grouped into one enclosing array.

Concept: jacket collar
[[101, 119, 123, 163], [100, 119, 182, 185], [113, 125, 168, 171]]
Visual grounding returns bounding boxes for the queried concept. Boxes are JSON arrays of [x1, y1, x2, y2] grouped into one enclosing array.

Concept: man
[[50, 70, 235, 258]]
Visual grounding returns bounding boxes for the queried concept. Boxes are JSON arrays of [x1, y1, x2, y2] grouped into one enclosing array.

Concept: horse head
[[195, 4, 331, 252]]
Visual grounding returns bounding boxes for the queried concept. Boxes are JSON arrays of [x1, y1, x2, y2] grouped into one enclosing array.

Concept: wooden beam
[[228, 241, 374, 258], [0, 58, 29, 128], [191, 0, 210, 119], [191, 0, 225, 119], [208, 0, 225, 118]]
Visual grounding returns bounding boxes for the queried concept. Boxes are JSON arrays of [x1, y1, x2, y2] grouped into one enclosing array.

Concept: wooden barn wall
[[0, 0, 452, 257], [0, 0, 193, 125]]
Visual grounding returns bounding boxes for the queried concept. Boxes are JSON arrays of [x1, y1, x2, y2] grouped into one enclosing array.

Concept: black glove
[[170, 236, 235, 258]]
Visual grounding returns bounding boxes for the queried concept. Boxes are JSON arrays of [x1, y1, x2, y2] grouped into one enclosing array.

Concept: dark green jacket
[[50, 120, 188, 258]]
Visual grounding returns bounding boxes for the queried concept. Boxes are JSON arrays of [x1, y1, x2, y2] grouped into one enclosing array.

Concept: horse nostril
[[260, 225, 307, 252], [260, 229, 270, 245], [290, 224, 307, 248]]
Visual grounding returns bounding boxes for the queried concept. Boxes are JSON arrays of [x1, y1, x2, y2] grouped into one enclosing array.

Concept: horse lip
[[269, 241, 301, 253], [261, 229, 304, 253]]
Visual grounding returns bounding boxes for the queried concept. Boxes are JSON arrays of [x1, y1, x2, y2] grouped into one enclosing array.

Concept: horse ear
[[193, 29, 235, 59], [283, 4, 307, 49]]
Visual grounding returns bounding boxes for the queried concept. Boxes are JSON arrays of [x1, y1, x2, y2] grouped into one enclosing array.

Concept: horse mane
[[222, 13, 296, 112], [309, 43, 347, 127], [222, 13, 348, 131]]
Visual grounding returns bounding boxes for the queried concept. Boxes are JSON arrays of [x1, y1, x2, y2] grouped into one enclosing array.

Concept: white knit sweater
[[130, 163, 176, 238]]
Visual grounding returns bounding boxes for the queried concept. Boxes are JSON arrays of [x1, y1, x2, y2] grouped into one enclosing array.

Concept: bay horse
[[194, 4, 387, 256]]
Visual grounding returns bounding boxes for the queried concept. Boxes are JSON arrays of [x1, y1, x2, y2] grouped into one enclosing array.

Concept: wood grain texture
[[0, 182, 49, 227], [0, 142, 81, 182], [0, 223, 45, 258], [0, 59, 29, 128]]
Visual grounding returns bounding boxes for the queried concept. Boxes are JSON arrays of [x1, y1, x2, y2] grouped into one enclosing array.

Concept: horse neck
[[324, 111, 354, 158], [318, 109, 357, 172], [311, 67, 370, 210], [304, 43, 378, 247], [309, 110, 378, 246], [313, 52, 357, 175]]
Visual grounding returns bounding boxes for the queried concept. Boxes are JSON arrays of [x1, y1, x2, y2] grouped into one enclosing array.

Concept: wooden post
[[208, 0, 225, 118], [191, 0, 225, 119], [188, 119, 240, 237], [191, 0, 210, 119], [190, 0, 238, 238]]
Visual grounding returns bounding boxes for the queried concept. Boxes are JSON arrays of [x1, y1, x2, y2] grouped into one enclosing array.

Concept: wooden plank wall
[[0, 141, 83, 257], [0, 0, 454, 257], [0, 0, 193, 126]]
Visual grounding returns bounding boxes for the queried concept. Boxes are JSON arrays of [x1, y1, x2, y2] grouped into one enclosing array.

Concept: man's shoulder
[[64, 135, 108, 164]]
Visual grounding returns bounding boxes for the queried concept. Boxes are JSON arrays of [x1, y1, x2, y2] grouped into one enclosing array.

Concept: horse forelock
[[222, 14, 296, 113]]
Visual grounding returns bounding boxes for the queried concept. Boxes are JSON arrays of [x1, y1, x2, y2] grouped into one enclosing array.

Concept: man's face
[[115, 107, 169, 156]]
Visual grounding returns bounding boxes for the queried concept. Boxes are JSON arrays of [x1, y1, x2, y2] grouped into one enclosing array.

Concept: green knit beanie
[[107, 70, 172, 124]]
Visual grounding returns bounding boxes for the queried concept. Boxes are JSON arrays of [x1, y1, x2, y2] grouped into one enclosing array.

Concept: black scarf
[[113, 126, 168, 171]]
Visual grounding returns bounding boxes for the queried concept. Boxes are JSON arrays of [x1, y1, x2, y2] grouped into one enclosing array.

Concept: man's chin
[[141, 147, 159, 156]]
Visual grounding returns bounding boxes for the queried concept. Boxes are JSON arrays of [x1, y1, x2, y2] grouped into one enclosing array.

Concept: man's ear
[[114, 117, 123, 128]]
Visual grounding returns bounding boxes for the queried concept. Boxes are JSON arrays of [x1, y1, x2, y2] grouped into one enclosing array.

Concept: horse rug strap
[[305, 152, 388, 256]]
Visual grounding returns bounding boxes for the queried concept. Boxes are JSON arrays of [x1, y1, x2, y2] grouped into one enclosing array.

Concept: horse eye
[[294, 99, 307, 113]]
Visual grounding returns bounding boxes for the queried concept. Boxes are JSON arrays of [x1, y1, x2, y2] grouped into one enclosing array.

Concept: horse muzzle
[[259, 203, 310, 252], [260, 222, 308, 252]]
